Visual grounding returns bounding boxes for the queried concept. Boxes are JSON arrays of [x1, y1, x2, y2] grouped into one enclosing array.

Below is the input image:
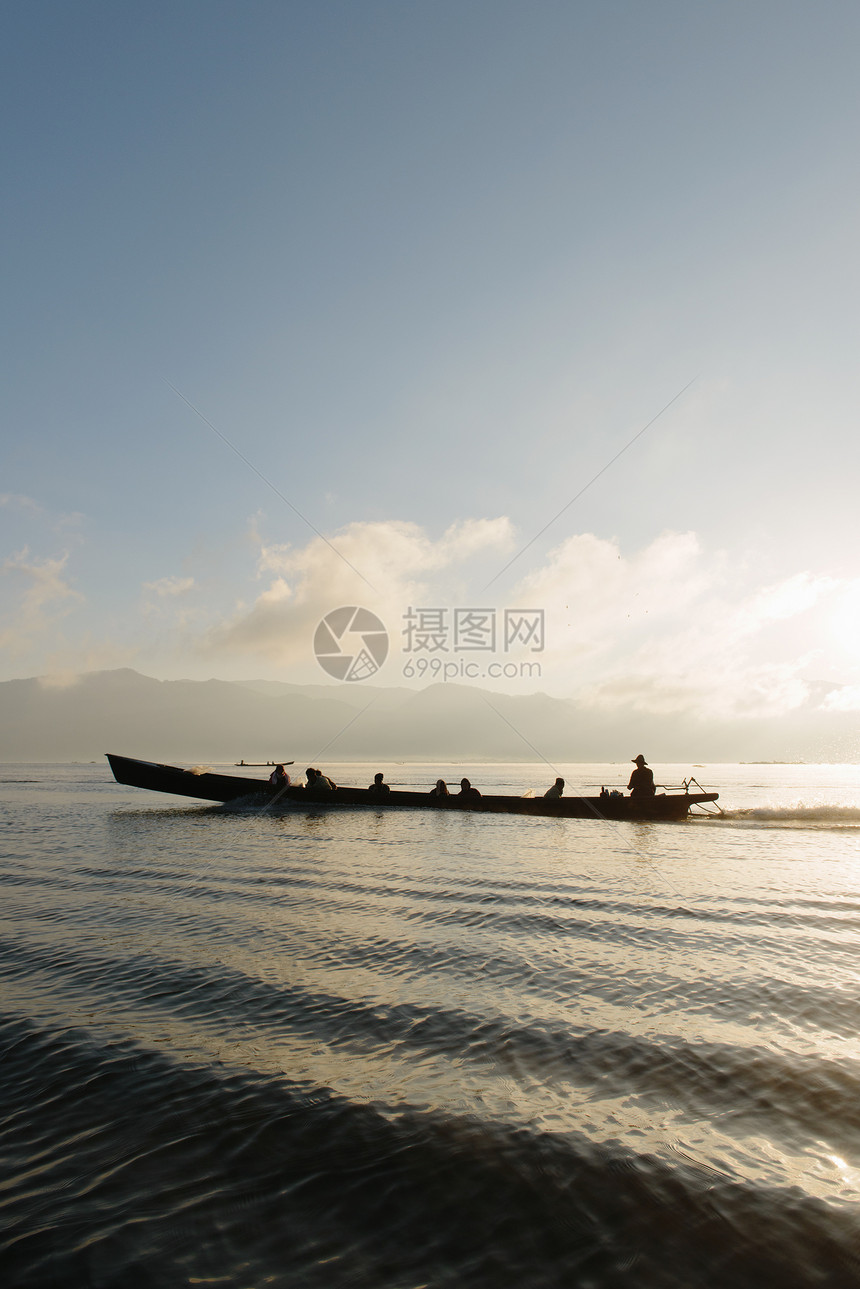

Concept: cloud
[[732, 573, 838, 639], [143, 575, 195, 597], [37, 671, 84, 691], [581, 661, 813, 721], [0, 549, 84, 660], [194, 519, 857, 717], [255, 516, 513, 586], [821, 685, 860, 713], [511, 532, 840, 718], [8, 508, 849, 727], [0, 494, 42, 514], [39, 638, 140, 682], [511, 529, 713, 658], [0, 494, 85, 540], [205, 517, 515, 667]]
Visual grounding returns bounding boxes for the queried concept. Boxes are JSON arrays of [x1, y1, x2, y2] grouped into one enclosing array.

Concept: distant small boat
[[235, 761, 295, 766], [106, 754, 718, 821]]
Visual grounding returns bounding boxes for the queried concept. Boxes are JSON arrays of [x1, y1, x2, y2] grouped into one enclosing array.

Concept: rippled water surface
[[1, 761, 859, 1287]]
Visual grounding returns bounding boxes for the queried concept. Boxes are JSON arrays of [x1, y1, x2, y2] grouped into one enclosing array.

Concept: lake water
[[1, 761, 859, 1287]]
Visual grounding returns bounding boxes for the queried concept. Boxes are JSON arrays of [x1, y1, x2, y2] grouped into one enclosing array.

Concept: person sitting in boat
[[429, 779, 449, 797], [269, 764, 290, 787], [457, 777, 482, 804], [368, 772, 390, 798], [544, 777, 564, 799], [306, 767, 336, 791], [628, 755, 655, 798]]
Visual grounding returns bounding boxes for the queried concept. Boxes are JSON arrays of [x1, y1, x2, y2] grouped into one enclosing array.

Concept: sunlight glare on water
[[0, 762, 859, 1287]]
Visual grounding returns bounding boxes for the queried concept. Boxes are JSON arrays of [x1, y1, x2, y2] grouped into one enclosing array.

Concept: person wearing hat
[[628, 755, 655, 798]]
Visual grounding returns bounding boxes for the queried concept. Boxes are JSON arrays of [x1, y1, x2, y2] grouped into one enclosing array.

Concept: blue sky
[[3, 2, 860, 736]]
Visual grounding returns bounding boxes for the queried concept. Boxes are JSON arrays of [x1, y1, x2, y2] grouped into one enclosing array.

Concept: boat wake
[[708, 804, 860, 829], [219, 791, 282, 813]]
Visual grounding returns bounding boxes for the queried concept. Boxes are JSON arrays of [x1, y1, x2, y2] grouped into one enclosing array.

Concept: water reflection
[[3, 764, 860, 1285]]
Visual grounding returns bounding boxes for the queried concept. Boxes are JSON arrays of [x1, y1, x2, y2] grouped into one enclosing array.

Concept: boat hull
[[106, 754, 717, 820]]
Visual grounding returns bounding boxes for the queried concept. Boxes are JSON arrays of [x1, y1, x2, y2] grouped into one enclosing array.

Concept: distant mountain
[[0, 668, 580, 763], [0, 669, 351, 763], [0, 668, 856, 763], [236, 678, 414, 712]]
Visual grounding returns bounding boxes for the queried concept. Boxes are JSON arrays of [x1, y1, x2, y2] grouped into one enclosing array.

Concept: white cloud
[[6, 511, 853, 726], [205, 518, 515, 666], [195, 519, 856, 716], [511, 529, 713, 660], [0, 549, 83, 660], [39, 638, 139, 680], [0, 495, 86, 540], [37, 671, 84, 691], [821, 685, 860, 713], [513, 532, 842, 718], [732, 573, 838, 639], [143, 575, 195, 597], [825, 580, 860, 658], [0, 494, 42, 514]]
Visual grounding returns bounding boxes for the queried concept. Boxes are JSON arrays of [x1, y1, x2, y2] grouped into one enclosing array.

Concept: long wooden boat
[[106, 754, 718, 821]]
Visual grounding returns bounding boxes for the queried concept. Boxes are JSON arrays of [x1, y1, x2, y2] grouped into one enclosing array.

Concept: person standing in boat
[[544, 777, 564, 799], [269, 764, 290, 788], [628, 755, 655, 798]]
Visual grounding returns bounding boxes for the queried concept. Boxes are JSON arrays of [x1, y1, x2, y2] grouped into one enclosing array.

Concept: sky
[[2, 1, 860, 749]]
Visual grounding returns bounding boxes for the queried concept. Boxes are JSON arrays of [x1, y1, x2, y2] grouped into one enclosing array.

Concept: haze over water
[[1, 762, 859, 1287]]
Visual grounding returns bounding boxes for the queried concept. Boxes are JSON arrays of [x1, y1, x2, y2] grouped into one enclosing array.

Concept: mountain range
[[0, 668, 856, 764]]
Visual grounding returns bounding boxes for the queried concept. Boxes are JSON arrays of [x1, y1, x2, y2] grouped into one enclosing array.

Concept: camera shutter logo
[[313, 607, 389, 681]]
